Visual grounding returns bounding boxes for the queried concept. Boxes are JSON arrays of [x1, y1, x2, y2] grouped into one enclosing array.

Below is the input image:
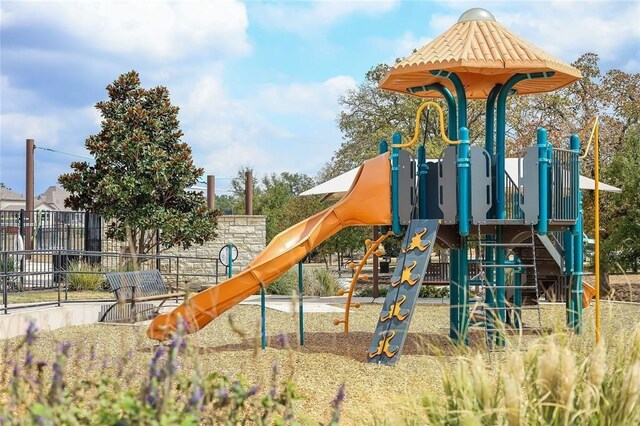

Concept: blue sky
[[1, 0, 638, 196]]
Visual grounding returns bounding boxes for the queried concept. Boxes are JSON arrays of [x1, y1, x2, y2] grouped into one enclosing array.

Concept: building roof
[[0, 186, 75, 211], [379, 8, 582, 99]]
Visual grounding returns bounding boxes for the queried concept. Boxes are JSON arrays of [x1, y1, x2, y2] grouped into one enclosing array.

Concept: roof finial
[[457, 8, 496, 23]]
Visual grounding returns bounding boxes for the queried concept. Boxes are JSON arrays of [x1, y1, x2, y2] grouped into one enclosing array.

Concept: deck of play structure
[[147, 8, 615, 365]]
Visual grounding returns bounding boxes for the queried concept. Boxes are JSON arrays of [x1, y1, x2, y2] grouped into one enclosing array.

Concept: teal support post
[[418, 145, 428, 219], [260, 284, 266, 349], [571, 134, 583, 332], [456, 128, 471, 344], [298, 261, 304, 345], [391, 133, 401, 235], [495, 226, 506, 346], [513, 257, 523, 329], [379, 139, 390, 235], [430, 70, 466, 129], [485, 84, 502, 155], [496, 73, 554, 219], [537, 128, 550, 234], [457, 128, 470, 236], [379, 139, 388, 154], [227, 242, 233, 278], [449, 249, 460, 341], [430, 71, 468, 344], [563, 229, 574, 326], [458, 238, 469, 344]]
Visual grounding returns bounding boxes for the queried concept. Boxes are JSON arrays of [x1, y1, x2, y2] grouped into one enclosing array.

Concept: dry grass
[[2, 300, 639, 424], [3, 290, 113, 304]]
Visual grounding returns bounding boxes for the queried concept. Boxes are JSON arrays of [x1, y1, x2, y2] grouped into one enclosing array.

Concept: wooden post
[[245, 170, 253, 215], [25, 139, 35, 252], [207, 175, 215, 209]]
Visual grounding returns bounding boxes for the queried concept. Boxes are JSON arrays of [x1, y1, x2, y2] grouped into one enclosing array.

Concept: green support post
[[298, 261, 304, 346]]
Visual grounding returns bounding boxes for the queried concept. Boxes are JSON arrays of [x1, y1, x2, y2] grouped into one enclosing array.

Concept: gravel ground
[[3, 301, 639, 424]]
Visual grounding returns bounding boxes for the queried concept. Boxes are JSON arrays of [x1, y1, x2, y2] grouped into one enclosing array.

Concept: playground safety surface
[[3, 302, 639, 424]]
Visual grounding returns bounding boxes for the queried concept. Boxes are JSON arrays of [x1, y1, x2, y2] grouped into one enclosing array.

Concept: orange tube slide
[[147, 153, 392, 341]]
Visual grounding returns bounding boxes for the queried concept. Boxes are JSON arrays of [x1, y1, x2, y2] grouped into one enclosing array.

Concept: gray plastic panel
[[426, 161, 443, 219], [438, 146, 457, 224], [470, 146, 492, 224], [520, 147, 539, 225], [397, 149, 415, 225]]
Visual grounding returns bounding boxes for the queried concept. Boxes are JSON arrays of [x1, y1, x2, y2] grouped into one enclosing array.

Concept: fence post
[[3, 252, 8, 314], [58, 252, 62, 307], [298, 261, 304, 346]]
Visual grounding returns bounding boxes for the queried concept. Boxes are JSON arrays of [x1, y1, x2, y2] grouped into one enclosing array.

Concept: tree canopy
[[59, 71, 219, 254]]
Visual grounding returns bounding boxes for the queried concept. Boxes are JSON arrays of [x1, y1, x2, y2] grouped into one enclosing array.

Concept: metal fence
[[505, 173, 524, 220], [0, 210, 102, 252], [1, 249, 225, 312], [550, 148, 579, 222]]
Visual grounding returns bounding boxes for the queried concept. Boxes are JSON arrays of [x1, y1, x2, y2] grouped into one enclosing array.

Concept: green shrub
[[356, 285, 388, 298], [267, 267, 341, 297], [267, 269, 298, 295], [419, 285, 449, 298], [304, 269, 340, 296], [66, 261, 104, 291]]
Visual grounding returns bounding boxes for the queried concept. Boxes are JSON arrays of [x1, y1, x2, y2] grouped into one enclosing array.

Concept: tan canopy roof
[[379, 8, 582, 99]]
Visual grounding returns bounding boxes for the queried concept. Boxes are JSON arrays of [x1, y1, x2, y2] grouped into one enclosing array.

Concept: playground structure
[[148, 8, 613, 364]]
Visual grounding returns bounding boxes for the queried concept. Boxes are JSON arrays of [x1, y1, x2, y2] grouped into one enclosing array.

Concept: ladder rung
[[482, 305, 540, 310], [480, 264, 535, 268], [481, 242, 534, 247], [482, 285, 538, 290]]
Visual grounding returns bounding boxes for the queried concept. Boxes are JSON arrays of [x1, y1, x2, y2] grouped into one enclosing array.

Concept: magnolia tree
[[59, 71, 218, 255]]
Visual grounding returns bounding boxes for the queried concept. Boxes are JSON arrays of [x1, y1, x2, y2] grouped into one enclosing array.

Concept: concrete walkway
[[0, 295, 454, 340]]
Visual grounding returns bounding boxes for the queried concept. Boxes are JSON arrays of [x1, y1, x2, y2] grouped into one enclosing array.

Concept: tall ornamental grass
[[419, 327, 640, 425]]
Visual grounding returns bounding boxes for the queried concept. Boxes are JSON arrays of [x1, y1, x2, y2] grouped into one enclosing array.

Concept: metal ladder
[[476, 224, 542, 348]]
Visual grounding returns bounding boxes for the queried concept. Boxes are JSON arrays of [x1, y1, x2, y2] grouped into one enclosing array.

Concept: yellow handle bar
[[391, 101, 459, 148], [579, 116, 598, 159]]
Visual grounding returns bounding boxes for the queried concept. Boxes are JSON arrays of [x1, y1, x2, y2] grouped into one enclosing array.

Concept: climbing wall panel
[[367, 219, 439, 365]]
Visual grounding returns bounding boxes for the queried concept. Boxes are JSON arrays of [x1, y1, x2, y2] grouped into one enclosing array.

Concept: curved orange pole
[[336, 231, 392, 333]]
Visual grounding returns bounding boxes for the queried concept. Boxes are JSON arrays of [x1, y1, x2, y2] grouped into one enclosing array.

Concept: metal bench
[[99, 269, 186, 323]]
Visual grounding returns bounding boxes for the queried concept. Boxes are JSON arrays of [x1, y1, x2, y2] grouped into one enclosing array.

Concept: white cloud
[[2, 0, 250, 61], [173, 72, 356, 179], [252, 0, 398, 35], [256, 76, 357, 120]]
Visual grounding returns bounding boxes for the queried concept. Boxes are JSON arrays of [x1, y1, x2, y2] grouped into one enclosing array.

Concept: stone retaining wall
[[164, 215, 267, 284], [100, 216, 266, 286]]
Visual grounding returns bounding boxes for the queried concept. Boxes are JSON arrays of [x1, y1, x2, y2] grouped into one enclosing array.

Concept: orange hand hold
[[402, 228, 430, 253], [380, 295, 409, 322], [391, 261, 419, 287], [368, 331, 398, 359]]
